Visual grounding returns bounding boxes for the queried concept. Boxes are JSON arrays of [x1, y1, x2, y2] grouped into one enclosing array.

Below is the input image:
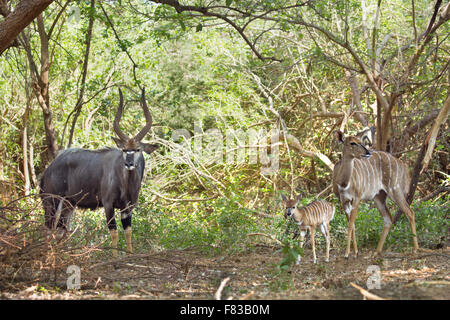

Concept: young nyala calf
[[281, 194, 335, 264]]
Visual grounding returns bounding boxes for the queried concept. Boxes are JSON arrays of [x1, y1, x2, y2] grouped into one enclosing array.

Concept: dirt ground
[[1, 244, 449, 300]]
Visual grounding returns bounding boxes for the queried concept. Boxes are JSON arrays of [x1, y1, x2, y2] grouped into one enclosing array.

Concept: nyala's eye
[[350, 142, 357, 146]]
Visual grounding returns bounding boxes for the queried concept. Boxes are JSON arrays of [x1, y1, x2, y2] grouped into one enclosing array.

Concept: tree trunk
[[0, 0, 54, 54], [345, 70, 368, 127], [21, 14, 59, 165]]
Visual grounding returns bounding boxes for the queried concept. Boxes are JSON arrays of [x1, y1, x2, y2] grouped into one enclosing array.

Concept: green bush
[[131, 195, 261, 255], [330, 198, 449, 251], [41, 192, 448, 259]]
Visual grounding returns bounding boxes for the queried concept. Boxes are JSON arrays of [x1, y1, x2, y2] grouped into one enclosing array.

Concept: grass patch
[[11, 193, 446, 259]]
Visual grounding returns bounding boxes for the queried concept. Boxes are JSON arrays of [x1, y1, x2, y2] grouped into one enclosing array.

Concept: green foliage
[[129, 195, 261, 255], [59, 193, 448, 263], [331, 199, 450, 251], [276, 242, 304, 271], [391, 200, 449, 250]]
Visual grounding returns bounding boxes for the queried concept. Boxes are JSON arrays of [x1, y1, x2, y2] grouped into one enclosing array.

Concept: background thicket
[[0, 0, 448, 261]]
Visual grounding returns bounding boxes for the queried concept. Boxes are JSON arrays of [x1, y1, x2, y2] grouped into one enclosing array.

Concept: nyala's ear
[[112, 136, 126, 149], [141, 143, 159, 154], [296, 193, 302, 206], [335, 130, 345, 143], [280, 193, 287, 202]]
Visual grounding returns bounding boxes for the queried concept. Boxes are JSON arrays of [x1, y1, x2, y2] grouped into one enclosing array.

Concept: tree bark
[[0, 0, 54, 54], [21, 14, 59, 164], [345, 70, 367, 126]]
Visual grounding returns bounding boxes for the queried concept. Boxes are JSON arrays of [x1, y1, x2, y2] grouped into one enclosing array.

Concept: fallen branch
[[214, 277, 231, 300], [349, 282, 386, 300], [240, 290, 255, 300], [405, 280, 450, 287]]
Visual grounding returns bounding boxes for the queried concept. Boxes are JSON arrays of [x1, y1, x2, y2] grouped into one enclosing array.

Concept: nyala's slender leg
[[121, 210, 133, 253], [110, 229, 119, 258], [124, 227, 132, 253], [320, 223, 330, 262], [310, 226, 317, 264]]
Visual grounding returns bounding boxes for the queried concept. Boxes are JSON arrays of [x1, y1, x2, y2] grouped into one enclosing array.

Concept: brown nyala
[[332, 130, 419, 259], [281, 194, 335, 264]]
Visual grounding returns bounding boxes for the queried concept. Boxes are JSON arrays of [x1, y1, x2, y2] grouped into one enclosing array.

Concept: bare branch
[[421, 95, 450, 174], [420, 0, 442, 41]]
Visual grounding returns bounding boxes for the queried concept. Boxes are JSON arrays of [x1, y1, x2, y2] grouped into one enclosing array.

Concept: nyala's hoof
[[371, 251, 382, 258]]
